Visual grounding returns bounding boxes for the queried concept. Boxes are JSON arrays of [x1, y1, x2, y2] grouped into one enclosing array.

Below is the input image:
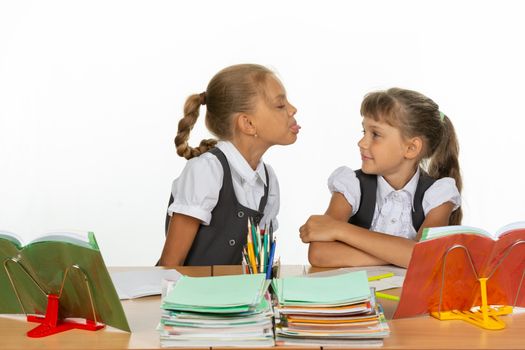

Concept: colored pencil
[[246, 223, 258, 273], [368, 272, 394, 282], [266, 238, 276, 280], [375, 292, 400, 301]]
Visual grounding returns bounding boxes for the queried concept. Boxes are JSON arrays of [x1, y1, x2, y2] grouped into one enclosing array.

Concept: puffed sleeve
[[167, 154, 223, 225], [260, 163, 279, 231], [422, 177, 462, 215], [327, 166, 361, 215]]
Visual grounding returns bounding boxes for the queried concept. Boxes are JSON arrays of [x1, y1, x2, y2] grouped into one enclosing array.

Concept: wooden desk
[[1, 265, 524, 350]]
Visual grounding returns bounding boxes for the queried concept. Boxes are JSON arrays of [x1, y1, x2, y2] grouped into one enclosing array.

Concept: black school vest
[[164, 147, 269, 266], [348, 169, 435, 232]]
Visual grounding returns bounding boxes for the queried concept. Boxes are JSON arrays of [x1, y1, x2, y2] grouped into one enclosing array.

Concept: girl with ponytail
[[159, 64, 300, 266], [300, 88, 461, 268]]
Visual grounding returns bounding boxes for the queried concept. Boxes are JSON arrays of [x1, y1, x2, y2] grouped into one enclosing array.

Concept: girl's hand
[[299, 215, 343, 243]]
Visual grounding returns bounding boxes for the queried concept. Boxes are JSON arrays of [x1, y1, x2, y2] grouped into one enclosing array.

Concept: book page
[[30, 230, 95, 249], [0, 230, 23, 247], [495, 221, 525, 238], [421, 225, 495, 241], [110, 268, 181, 299]]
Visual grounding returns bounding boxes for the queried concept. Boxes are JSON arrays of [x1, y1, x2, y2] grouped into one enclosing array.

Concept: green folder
[[0, 231, 130, 332], [162, 273, 268, 313], [272, 270, 371, 305]]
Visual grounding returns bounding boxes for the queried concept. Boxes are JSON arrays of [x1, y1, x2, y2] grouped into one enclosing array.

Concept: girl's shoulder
[[327, 166, 362, 214], [423, 177, 461, 212], [180, 151, 224, 180], [328, 166, 359, 181], [426, 177, 459, 193], [328, 166, 361, 191]]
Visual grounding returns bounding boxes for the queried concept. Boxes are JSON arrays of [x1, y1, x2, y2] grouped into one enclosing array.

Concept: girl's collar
[[215, 141, 267, 186], [376, 168, 420, 211]]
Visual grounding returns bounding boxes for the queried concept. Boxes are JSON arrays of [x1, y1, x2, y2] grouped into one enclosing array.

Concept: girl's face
[[250, 76, 299, 146], [358, 117, 412, 177]]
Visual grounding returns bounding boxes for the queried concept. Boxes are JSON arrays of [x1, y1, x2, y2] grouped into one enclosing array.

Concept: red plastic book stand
[[26, 294, 105, 338]]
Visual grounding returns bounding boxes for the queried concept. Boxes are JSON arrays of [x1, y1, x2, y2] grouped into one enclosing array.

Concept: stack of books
[[158, 273, 274, 347], [272, 270, 390, 347]]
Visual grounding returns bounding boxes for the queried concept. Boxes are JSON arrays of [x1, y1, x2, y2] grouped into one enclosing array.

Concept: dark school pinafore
[[165, 147, 269, 266], [349, 169, 435, 232]]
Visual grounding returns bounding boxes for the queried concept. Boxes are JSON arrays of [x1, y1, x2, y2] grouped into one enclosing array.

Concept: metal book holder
[[432, 241, 525, 330], [3, 256, 105, 337]]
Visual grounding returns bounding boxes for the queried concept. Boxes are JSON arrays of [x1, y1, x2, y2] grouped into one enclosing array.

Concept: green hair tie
[[439, 111, 446, 122]]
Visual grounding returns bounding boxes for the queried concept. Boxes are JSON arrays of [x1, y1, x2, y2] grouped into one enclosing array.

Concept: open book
[[0, 230, 98, 249], [110, 268, 182, 300], [0, 230, 130, 332], [420, 222, 525, 241], [395, 223, 525, 318]]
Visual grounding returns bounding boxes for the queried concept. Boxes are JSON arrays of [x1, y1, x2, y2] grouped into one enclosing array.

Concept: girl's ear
[[235, 113, 257, 136], [405, 136, 423, 160]]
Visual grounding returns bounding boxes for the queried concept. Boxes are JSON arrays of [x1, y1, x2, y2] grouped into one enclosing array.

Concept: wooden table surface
[[1, 265, 524, 350]]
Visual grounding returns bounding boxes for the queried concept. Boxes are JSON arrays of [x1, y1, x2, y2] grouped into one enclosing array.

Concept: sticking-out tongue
[[290, 124, 301, 133]]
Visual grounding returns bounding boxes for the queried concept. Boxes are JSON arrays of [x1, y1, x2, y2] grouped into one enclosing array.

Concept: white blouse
[[328, 166, 461, 240], [168, 141, 280, 230]]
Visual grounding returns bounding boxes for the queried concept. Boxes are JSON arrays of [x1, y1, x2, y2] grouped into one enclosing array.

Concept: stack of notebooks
[[272, 270, 390, 347], [158, 273, 274, 347]]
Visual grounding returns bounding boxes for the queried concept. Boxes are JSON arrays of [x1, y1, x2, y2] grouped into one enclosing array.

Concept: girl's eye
[[277, 105, 286, 109], [372, 132, 380, 138]]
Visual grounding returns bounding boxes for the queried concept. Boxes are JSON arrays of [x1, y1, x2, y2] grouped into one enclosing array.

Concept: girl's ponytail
[[174, 93, 217, 160], [427, 115, 463, 225]]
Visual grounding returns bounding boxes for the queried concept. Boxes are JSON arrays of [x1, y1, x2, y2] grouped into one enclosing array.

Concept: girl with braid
[[159, 64, 300, 266], [300, 88, 462, 268]]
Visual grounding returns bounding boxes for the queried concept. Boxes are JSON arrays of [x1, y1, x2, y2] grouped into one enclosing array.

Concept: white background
[[1, 0, 524, 265]]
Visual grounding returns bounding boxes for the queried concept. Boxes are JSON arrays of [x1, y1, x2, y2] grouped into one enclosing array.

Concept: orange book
[[287, 315, 380, 324], [395, 223, 525, 319]]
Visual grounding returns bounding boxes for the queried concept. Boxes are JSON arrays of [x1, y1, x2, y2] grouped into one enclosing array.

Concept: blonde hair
[[360, 88, 462, 225], [175, 64, 274, 159]]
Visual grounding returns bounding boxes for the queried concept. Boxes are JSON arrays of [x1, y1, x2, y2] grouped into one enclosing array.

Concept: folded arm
[[308, 241, 387, 267], [301, 192, 455, 268]]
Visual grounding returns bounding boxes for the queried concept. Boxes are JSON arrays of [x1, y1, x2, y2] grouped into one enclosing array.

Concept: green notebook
[[0, 230, 130, 332], [163, 273, 268, 313], [272, 270, 371, 306]]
